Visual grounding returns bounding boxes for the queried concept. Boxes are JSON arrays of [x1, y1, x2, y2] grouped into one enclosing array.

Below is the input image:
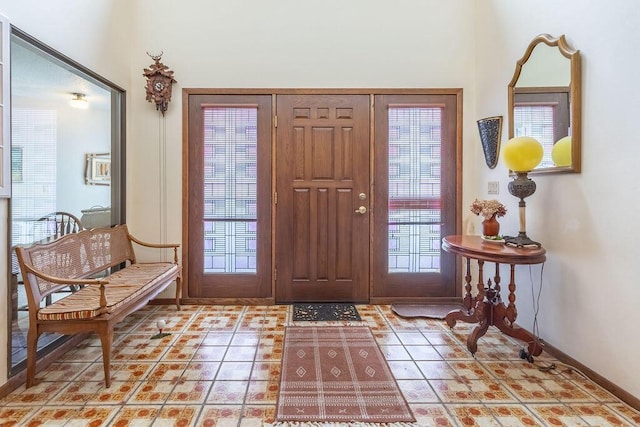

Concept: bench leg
[[175, 275, 182, 310], [26, 327, 39, 388], [98, 329, 113, 388]]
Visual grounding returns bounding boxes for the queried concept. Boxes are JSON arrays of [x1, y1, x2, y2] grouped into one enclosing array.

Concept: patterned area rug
[[293, 303, 361, 321], [276, 326, 415, 424]]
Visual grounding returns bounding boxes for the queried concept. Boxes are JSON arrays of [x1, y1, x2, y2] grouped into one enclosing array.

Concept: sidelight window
[[202, 108, 258, 273], [373, 92, 459, 299], [387, 107, 442, 273]]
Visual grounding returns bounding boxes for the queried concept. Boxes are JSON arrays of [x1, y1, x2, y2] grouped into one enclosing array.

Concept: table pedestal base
[[446, 286, 544, 359]]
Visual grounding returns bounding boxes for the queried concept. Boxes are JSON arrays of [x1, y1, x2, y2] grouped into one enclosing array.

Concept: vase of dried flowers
[[470, 199, 507, 237], [482, 214, 500, 237]]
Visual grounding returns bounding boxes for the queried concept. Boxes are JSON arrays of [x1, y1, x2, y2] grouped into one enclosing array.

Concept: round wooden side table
[[442, 235, 546, 358]]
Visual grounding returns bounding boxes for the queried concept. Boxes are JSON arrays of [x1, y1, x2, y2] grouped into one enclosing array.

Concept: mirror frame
[[508, 34, 581, 174]]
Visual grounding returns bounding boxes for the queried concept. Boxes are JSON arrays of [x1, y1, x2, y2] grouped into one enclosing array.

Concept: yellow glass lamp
[[551, 136, 572, 167], [502, 137, 543, 247]]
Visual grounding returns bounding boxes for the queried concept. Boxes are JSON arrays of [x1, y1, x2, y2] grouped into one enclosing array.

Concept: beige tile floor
[[0, 304, 639, 426]]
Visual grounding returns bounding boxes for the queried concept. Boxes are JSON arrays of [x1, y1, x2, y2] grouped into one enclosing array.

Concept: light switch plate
[[488, 181, 499, 194]]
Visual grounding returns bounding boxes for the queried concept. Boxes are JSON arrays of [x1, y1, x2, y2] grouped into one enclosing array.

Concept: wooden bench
[[15, 224, 182, 388]]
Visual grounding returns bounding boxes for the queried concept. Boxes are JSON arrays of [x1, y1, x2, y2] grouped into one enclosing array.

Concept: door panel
[[275, 94, 370, 302]]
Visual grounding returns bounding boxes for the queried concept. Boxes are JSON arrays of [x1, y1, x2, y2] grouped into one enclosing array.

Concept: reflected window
[[514, 89, 570, 169]]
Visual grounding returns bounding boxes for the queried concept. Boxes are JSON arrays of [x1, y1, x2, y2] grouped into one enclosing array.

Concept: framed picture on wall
[[85, 153, 111, 186]]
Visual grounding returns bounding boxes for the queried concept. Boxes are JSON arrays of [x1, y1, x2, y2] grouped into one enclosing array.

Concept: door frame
[[182, 88, 462, 304]]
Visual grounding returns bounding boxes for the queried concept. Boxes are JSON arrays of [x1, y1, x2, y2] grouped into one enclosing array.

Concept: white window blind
[[387, 107, 442, 273], [202, 107, 257, 273], [514, 105, 555, 168], [11, 108, 57, 248]]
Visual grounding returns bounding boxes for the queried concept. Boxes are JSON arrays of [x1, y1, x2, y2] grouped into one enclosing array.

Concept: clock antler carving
[[143, 51, 177, 116]]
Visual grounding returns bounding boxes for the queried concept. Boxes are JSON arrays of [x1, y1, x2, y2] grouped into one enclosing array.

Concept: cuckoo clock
[[143, 52, 177, 115]]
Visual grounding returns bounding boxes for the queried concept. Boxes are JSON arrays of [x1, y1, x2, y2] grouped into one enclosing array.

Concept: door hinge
[[274, 115, 278, 128], [274, 268, 277, 281], [274, 192, 278, 205]]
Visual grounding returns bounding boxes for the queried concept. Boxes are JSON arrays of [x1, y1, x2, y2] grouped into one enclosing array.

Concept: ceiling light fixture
[[69, 92, 89, 109]]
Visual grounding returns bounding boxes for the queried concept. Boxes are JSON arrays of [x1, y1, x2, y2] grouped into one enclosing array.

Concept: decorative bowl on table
[[481, 235, 505, 244]]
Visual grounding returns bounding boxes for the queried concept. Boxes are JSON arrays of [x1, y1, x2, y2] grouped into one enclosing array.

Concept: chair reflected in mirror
[[37, 211, 83, 240]]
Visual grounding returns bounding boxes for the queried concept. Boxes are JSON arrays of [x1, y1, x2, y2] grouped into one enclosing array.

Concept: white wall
[[475, 0, 640, 400], [127, 0, 478, 247], [57, 103, 112, 215], [0, 1, 131, 85], [517, 43, 571, 87]]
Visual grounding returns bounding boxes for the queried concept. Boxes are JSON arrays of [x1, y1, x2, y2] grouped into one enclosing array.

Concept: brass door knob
[[355, 206, 367, 214]]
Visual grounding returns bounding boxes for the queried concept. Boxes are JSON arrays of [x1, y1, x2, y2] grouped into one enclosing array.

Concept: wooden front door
[[275, 94, 370, 302]]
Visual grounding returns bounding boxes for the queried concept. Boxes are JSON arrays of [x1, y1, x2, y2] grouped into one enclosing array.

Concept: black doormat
[[292, 303, 361, 321]]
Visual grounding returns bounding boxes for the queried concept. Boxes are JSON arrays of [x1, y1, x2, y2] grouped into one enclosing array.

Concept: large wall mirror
[[8, 28, 125, 376], [508, 34, 581, 174]]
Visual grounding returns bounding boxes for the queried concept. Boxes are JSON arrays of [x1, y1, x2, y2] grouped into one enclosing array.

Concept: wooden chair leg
[[26, 327, 39, 388], [98, 329, 113, 388]]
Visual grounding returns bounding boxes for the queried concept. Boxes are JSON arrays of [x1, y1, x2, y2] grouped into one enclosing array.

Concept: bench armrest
[[127, 233, 180, 264]]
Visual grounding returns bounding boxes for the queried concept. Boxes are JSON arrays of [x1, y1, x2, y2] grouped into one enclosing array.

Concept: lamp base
[[504, 232, 541, 248]]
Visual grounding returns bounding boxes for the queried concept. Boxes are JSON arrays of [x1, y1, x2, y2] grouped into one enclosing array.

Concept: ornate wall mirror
[[508, 34, 581, 174]]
